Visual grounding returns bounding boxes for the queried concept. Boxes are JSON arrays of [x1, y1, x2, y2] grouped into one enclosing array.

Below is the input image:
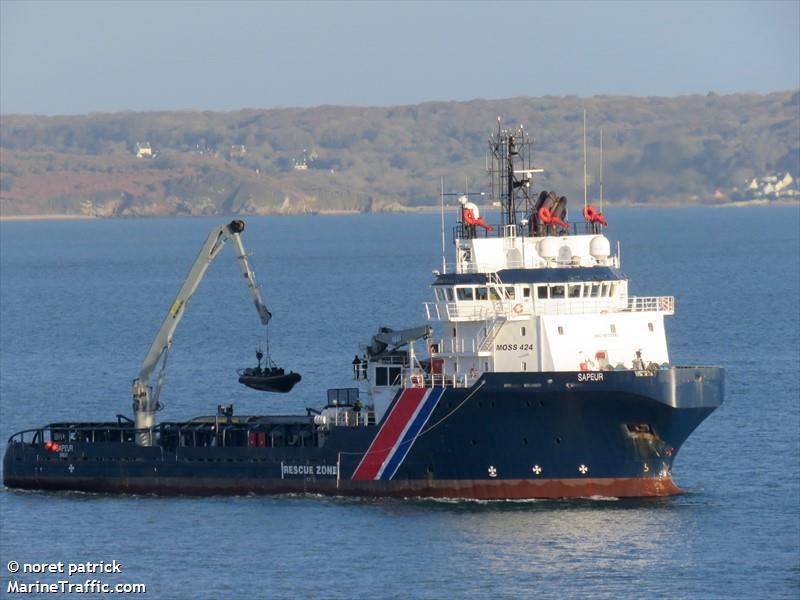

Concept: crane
[[131, 220, 270, 446]]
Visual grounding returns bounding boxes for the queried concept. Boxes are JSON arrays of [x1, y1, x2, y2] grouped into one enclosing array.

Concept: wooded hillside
[[1, 92, 798, 217]]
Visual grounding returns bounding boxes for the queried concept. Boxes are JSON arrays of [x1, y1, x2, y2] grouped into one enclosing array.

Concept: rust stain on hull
[[4, 475, 682, 499]]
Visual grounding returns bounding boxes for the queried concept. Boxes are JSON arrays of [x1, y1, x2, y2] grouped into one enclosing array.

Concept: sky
[[1, 0, 798, 115]]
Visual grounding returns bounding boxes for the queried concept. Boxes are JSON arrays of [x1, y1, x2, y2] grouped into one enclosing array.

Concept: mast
[[506, 131, 516, 226], [488, 120, 538, 230], [583, 109, 588, 210], [600, 128, 604, 212], [440, 177, 446, 273]]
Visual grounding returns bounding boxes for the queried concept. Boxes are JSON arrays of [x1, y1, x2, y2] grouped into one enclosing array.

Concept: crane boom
[[132, 220, 270, 446]]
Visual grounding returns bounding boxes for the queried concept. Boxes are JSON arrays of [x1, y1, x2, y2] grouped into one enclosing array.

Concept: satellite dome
[[538, 237, 559, 260], [590, 235, 611, 259]]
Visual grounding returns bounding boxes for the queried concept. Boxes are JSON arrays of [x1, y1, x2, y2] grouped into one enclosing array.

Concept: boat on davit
[[3, 121, 723, 499]]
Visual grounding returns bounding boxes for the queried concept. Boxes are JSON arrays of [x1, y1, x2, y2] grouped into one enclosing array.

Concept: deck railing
[[453, 221, 604, 240], [424, 295, 674, 321], [405, 370, 475, 389], [424, 301, 516, 322], [627, 296, 675, 313]]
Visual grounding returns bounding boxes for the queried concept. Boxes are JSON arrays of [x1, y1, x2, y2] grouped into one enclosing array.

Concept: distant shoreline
[[0, 213, 97, 222], [1, 200, 797, 222]]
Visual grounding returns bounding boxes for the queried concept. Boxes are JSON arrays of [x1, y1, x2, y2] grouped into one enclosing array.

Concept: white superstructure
[[356, 121, 677, 423], [424, 227, 673, 386], [419, 122, 674, 387]]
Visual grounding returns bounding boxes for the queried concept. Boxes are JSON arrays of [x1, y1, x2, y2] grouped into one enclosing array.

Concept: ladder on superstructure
[[479, 272, 509, 352]]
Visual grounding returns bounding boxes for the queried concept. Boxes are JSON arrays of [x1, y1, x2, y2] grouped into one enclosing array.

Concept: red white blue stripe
[[352, 388, 444, 481]]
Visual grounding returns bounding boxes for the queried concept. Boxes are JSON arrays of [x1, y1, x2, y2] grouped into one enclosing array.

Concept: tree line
[[1, 91, 797, 216]]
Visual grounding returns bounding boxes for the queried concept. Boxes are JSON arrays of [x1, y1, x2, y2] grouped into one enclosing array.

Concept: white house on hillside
[[135, 142, 153, 159]]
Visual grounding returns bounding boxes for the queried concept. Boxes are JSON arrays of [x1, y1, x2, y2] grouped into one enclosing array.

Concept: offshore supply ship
[[3, 122, 723, 499]]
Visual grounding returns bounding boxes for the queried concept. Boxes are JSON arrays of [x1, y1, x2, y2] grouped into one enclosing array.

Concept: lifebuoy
[[538, 207, 552, 224], [469, 367, 478, 379], [513, 303, 524, 314], [583, 204, 608, 227]]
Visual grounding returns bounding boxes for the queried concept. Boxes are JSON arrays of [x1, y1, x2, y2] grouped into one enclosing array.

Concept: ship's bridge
[[424, 266, 674, 321], [423, 264, 674, 379]]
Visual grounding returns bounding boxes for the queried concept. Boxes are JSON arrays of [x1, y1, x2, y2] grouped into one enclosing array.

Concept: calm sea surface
[[1, 208, 798, 599]]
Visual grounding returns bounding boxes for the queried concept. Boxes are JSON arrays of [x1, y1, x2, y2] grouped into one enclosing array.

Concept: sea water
[[1, 208, 798, 599]]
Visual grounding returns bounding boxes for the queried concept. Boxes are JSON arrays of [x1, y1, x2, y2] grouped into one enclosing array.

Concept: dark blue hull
[[3, 367, 722, 499]]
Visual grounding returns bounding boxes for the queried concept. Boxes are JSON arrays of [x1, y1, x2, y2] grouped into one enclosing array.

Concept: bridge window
[[456, 286, 474, 301], [445, 288, 454, 302], [505, 286, 516, 299], [590, 283, 601, 298], [610, 283, 617, 296], [602, 282, 611, 296], [537, 285, 548, 299], [551, 285, 565, 299], [489, 287, 501, 301], [523, 287, 531, 298], [568, 284, 581, 298], [475, 287, 488, 301], [375, 366, 402, 387], [435, 288, 444, 301]]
